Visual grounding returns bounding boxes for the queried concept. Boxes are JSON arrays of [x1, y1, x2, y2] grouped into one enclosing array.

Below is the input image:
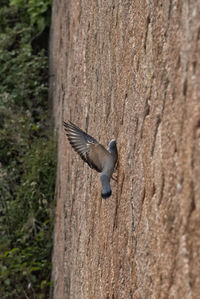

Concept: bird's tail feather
[[100, 174, 112, 199]]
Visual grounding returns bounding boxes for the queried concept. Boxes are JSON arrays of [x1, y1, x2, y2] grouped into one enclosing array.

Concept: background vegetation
[[0, 0, 56, 298]]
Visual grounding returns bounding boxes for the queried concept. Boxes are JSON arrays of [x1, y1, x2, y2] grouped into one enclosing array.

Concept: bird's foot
[[111, 174, 118, 182]]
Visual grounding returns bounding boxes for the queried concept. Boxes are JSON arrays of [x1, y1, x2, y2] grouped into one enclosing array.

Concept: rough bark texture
[[49, 0, 200, 298]]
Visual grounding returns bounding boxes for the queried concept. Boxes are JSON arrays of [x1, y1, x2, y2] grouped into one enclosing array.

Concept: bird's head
[[109, 139, 117, 150]]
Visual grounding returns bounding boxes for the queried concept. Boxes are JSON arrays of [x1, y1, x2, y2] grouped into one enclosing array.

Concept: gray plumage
[[63, 121, 118, 199]]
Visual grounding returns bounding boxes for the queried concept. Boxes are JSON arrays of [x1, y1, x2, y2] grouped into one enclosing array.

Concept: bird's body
[[63, 121, 118, 199]]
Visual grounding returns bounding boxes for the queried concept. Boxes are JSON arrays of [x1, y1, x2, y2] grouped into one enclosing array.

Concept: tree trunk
[[49, 1, 200, 298]]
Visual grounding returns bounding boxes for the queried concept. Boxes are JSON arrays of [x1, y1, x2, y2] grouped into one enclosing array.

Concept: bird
[[63, 121, 118, 199]]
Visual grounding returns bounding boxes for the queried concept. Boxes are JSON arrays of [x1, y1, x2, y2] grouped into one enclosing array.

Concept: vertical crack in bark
[[151, 115, 161, 157]]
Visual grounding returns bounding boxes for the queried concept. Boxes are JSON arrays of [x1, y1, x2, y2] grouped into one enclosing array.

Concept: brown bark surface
[[49, 0, 200, 298]]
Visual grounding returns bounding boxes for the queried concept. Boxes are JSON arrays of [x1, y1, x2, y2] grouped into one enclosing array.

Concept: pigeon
[[63, 121, 118, 199]]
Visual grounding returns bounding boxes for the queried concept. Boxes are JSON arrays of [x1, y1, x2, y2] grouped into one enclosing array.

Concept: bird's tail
[[100, 174, 112, 199]]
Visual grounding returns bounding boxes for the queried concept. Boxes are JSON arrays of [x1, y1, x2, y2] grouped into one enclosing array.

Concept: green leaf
[[4, 279, 10, 286]]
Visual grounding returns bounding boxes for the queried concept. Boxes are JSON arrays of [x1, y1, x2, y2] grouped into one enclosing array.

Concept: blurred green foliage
[[0, 1, 56, 298]]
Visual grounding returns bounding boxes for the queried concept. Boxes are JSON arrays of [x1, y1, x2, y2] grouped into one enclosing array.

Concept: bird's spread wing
[[64, 121, 109, 172]]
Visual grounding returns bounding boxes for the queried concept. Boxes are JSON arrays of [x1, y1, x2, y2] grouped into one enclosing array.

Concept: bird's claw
[[111, 174, 118, 182]]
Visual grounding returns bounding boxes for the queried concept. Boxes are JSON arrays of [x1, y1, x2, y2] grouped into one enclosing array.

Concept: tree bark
[[49, 0, 200, 298]]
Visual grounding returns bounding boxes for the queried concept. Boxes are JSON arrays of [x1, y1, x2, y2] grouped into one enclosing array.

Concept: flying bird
[[63, 121, 118, 199]]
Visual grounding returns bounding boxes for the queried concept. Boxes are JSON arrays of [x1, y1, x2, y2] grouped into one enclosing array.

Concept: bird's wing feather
[[64, 121, 109, 172]]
